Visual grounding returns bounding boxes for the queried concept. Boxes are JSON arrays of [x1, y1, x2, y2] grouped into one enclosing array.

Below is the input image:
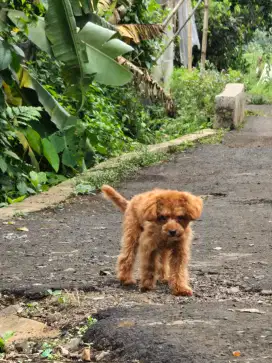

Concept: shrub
[[153, 66, 244, 141]]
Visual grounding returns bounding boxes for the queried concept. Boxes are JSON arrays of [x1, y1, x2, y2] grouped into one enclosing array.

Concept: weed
[[75, 184, 96, 195], [199, 130, 225, 144], [76, 315, 98, 336], [245, 110, 264, 117], [13, 211, 27, 218], [75, 150, 168, 193], [0, 331, 14, 353], [249, 94, 270, 105], [168, 141, 195, 154]]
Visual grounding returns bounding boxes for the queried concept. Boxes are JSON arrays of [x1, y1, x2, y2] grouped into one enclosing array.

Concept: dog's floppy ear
[[142, 197, 158, 222], [184, 193, 203, 220]]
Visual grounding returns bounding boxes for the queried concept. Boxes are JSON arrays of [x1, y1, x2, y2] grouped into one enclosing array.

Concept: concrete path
[[0, 105, 271, 362]]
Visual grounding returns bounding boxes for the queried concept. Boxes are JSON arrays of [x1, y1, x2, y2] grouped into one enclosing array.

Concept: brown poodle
[[101, 185, 203, 296]]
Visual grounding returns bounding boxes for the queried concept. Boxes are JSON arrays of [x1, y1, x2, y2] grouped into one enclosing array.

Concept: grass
[[243, 51, 272, 104], [75, 132, 223, 195], [198, 130, 225, 144], [75, 149, 169, 194]]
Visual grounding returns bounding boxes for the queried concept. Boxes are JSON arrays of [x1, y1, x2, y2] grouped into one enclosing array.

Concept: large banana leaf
[[7, 0, 134, 92], [17, 67, 78, 131], [45, 0, 87, 67], [78, 21, 133, 85], [44, 0, 133, 86], [7, 9, 52, 55]]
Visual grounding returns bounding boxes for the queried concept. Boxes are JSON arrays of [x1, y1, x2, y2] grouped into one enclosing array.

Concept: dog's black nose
[[168, 230, 177, 237]]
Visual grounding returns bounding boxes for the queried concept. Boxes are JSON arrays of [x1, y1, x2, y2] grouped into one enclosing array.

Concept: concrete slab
[[214, 83, 245, 129]]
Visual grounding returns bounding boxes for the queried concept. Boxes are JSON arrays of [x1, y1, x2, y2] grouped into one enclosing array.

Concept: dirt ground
[[0, 105, 272, 362]]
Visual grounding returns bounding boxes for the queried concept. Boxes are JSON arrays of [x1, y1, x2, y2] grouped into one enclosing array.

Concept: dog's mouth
[[165, 235, 181, 246]]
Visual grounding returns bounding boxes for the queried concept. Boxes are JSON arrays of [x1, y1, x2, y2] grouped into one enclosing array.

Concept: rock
[[14, 341, 33, 354], [58, 345, 70, 357], [254, 275, 265, 280], [64, 337, 82, 352], [0, 305, 22, 317], [0, 315, 59, 343], [99, 269, 111, 276], [228, 286, 240, 294], [96, 350, 110, 361], [82, 347, 92, 361], [46, 312, 62, 324]]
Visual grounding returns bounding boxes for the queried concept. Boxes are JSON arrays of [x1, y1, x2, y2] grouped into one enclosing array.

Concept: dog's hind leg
[[117, 212, 141, 285]]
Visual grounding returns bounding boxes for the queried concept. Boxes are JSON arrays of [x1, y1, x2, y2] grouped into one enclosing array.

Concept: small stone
[[64, 268, 76, 273], [261, 290, 272, 296], [96, 350, 110, 361], [254, 275, 264, 280], [0, 304, 22, 317], [228, 286, 240, 294], [15, 341, 33, 354], [47, 312, 62, 324], [58, 346, 70, 357], [64, 337, 82, 352], [99, 269, 111, 276], [82, 347, 91, 361]]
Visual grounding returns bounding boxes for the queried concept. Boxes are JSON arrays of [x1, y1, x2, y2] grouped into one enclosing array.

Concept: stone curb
[[0, 129, 216, 220]]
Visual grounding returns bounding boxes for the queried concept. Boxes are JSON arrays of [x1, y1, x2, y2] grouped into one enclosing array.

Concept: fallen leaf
[[3, 221, 15, 225], [233, 351, 241, 357], [16, 227, 29, 232], [81, 347, 91, 361], [118, 320, 135, 328]]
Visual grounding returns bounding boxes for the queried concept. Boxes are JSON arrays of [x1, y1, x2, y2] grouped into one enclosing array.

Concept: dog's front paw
[[140, 279, 156, 292], [171, 285, 193, 297], [119, 278, 137, 286]]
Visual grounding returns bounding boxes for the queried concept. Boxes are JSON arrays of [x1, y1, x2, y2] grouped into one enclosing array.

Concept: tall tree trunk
[[201, 0, 209, 68], [187, 0, 193, 71]]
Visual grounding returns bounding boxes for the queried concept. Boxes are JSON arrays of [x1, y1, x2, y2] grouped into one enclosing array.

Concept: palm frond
[[117, 24, 164, 44], [2, 106, 42, 124]]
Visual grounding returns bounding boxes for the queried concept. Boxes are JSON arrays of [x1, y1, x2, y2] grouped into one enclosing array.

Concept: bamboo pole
[[155, 0, 203, 63], [201, 0, 209, 68], [187, 0, 193, 71], [162, 0, 186, 29]]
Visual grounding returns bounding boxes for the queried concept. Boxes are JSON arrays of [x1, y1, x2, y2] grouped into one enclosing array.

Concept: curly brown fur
[[101, 185, 203, 296]]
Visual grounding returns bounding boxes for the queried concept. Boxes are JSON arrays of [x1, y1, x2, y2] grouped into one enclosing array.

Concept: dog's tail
[[101, 185, 128, 212]]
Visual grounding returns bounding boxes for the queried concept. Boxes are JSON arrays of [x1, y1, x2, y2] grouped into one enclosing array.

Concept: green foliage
[[1, 106, 42, 124], [153, 66, 243, 141], [0, 0, 246, 207], [0, 331, 14, 353], [243, 30, 272, 104], [121, 0, 168, 69], [194, 0, 272, 71], [76, 149, 169, 194]]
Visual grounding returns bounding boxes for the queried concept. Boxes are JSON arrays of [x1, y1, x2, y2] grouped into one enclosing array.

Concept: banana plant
[[7, 0, 134, 97]]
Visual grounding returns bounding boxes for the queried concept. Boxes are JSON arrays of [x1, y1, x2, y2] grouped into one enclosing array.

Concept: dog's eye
[[177, 215, 185, 222], [158, 215, 167, 222]]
